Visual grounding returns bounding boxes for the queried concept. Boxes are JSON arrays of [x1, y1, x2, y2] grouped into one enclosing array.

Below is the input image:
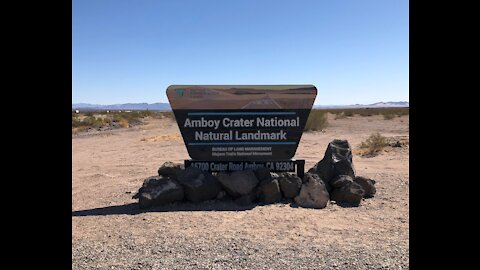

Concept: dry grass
[[72, 110, 174, 132], [344, 110, 354, 117], [383, 113, 395, 120], [334, 112, 347, 119], [155, 111, 176, 120], [119, 118, 129, 128], [72, 127, 87, 135], [359, 132, 387, 156]]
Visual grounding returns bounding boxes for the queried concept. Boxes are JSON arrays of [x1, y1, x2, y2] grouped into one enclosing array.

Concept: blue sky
[[72, 0, 408, 105]]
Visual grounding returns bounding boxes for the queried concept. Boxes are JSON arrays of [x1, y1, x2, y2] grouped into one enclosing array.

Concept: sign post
[[167, 85, 317, 177]]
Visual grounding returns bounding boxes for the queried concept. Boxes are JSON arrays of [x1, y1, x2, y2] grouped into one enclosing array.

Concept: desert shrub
[[335, 112, 347, 119], [83, 116, 104, 128], [150, 111, 176, 120], [112, 111, 147, 125], [138, 110, 153, 118], [72, 118, 83, 127], [119, 118, 129, 128], [111, 114, 122, 122], [304, 110, 328, 131], [396, 108, 409, 116], [357, 109, 373, 117], [383, 113, 395, 120], [72, 116, 103, 128], [360, 133, 387, 156], [160, 111, 176, 120], [72, 109, 180, 133], [344, 110, 354, 117]]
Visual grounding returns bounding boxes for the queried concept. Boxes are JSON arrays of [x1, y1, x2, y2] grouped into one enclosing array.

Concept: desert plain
[[72, 113, 409, 269]]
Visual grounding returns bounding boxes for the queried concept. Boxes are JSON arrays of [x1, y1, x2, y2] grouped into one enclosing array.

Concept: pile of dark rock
[[133, 139, 376, 209]]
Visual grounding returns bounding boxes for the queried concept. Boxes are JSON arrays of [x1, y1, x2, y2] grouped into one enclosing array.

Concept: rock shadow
[[72, 200, 256, 217]]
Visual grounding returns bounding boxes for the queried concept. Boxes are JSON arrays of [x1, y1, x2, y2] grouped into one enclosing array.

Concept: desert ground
[[72, 113, 409, 269]]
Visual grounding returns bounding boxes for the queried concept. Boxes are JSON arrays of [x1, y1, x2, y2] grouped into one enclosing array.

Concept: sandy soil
[[72, 114, 409, 269]]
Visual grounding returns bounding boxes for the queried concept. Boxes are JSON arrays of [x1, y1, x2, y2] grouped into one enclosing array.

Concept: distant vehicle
[[75, 110, 79, 114]]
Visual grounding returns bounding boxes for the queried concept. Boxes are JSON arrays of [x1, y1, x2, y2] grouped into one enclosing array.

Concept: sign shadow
[[72, 201, 256, 217]]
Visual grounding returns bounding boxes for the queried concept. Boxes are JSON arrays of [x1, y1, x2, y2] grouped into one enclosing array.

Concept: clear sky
[[72, 0, 408, 105]]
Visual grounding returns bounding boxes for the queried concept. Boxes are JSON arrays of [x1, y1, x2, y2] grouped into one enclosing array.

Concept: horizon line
[[72, 100, 409, 106]]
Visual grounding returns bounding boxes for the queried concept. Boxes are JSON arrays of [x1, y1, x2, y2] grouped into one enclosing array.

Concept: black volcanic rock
[[354, 176, 376, 198], [257, 178, 282, 204], [309, 139, 356, 184], [217, 170, 259, 198], [133, 176, 184, 209], [294, 173, 330, 209], [330, 181, 365, 207], [277, 173, 302, 199], [158, 162, 184, 180], [330, 175, 354, 189], [176, 167, 222, 203]]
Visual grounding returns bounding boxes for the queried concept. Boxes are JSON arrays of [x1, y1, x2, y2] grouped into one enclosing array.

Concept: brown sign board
[[167, 85, 317, 162]]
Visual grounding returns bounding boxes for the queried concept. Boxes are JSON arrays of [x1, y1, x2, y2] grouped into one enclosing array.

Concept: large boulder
[[354, 176, 376, 198], [257, 177, 282, 204], [309, 139, 356, 184], [254, 167, 272, 183], [278, 173, 302, 199], [330, 175, 354, 188], [158, 162, 184, 180], [330, 181, 365, 206], [217, 170, 259, 197], [216, 190, 228, 200], [294, 173, 330, 209], [176, 166, 222, 203], [132, 176, 184, 209], [235, 191, 257, 206]]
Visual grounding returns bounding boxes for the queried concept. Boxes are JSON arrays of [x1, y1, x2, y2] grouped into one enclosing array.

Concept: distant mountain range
[[72, 101, 408, 111], [72, 102, 171, 111], [313, 101, 409, 109]]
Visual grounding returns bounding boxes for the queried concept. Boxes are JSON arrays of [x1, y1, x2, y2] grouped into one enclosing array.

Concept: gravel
[[73, 234, 408, 270]]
